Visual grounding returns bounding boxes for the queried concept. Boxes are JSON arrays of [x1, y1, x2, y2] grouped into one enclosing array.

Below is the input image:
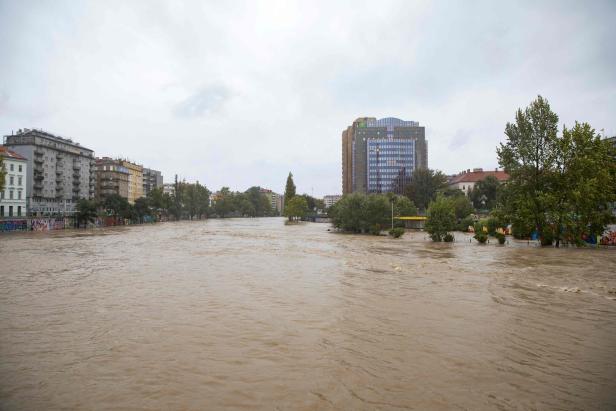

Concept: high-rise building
[[142, 168, 163, 197], [0, 146, 28, 218], [4, 129, 96, 216], [341, 117, 427, 195], [117, 159, 143, 204], [95, 157, 130, 201]]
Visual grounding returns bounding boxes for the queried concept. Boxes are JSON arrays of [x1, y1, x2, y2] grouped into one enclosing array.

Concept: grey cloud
[[173, 85, 230, 118]]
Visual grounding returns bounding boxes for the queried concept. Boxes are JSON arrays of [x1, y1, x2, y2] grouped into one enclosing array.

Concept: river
[[1, 218, 615, 410]]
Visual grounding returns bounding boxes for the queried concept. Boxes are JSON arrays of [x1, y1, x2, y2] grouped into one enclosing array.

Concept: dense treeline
[[75, 181, 282, 227]]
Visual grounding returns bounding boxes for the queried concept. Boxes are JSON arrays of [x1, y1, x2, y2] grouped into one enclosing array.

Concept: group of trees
[[497, 96, 616, 246], [422, 96, 616, 245], [282, 172, 325, 221], [212, 186, 275, 218], [330, 193, 417, 234]]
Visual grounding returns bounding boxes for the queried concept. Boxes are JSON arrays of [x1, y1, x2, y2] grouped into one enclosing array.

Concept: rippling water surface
[[1, 218, 615, 409]]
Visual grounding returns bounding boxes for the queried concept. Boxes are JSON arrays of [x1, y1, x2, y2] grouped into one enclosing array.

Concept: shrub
[[474, 231, 488, 244], [494, 231, 506, 244], [389, 227, 405, 238], [443, 233, 454, 242], [457, 216, 474, 232], [425, 195, 456, 242]]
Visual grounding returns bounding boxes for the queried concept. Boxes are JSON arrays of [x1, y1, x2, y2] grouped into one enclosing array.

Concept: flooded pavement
[[1, 218, 615, 410]]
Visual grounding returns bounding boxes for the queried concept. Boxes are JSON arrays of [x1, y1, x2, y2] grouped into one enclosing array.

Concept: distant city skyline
[[1, 1, 614, 197]]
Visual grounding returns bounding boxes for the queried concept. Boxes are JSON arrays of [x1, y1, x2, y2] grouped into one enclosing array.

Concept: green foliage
[[284, 172, 296, 207], [494, 231, 506, 244], [76, 199, 99, 227], [103, 193, 131, 218], [451, 194, 474, 220], [389, 227, 405, 238], [474, 231, 488, 244], [468, 175, 500, 210], [498, 96, 616, 246], [403, 168, 448, 212], [284, 196, 308, 220], [133, 197, 151, 219], [425, 195, 456, 242], [330, 193, 395, 234], [457, 215, 475, 232], [443, 233, 454, 242]]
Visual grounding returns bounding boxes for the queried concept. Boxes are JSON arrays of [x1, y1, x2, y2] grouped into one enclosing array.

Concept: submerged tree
[[284, 172, 296, 208], [75, 199, 99, 227], [425, 195, 456, 242], [284, 196, 308, 221]]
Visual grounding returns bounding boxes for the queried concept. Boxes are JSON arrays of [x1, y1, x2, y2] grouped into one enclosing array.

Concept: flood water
[[1, 217, 615, 410]]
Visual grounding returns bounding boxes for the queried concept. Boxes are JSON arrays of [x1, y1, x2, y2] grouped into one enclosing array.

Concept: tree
[[214, 187, 234, 218], [75, 199, 98, 227], [284, 196, 308, 221], [451, 194, 474, 220], [330, 193, 366, 233], [547, 122, 616, 246], [284, 172, 296, 208], [497, 95, 559, 244], [468, 175, 500, 210], [404, 168, 448, 212], [425, 196, 456, 242], [103, 194, 131, 218], [394, 195, 418, 217], [363, 194, 390, 234], [134, 197, 151, 221], [0, 155, 6, 192]]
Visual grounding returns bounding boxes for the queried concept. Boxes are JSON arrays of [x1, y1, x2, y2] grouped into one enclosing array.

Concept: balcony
[[34, 174, 44, 181], [33, 182, 43, 190], [34, 157, 44, 164], [56, 169, 63, 176], [34, 148, 44, 156], [57, 161, 64, 168], [56, 177, 63, 185], [73, 179, 80, 186], [73, 163, 81, 171]]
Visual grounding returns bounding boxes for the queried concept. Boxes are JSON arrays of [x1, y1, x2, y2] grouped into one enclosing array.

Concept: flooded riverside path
[[1, 218, 615, 410]]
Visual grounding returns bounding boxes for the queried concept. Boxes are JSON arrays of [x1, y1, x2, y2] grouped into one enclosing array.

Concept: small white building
[[323, 194, 342, 209], [448, 168, 509, 195], [0, 146, 28, 218]]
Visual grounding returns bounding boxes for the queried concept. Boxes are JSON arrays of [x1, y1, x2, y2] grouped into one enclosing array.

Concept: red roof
[[449, 170, 509, 184], [0, 146, 27, 161]]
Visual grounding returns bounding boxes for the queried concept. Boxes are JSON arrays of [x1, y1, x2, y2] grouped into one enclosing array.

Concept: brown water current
[[1, 218, 615, 410]]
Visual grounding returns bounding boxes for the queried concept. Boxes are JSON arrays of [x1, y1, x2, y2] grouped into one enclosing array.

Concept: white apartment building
[[323, 194, 342, 209], [0, 147, 28, 218]]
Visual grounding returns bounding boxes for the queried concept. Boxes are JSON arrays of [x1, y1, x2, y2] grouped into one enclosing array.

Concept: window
[[0, 206, 3, 216], [18, 165, 22, 172], [18, 191, 22, 200], [18, 176, 22, 186], [9, 176, 14, 185], [10, 164, 14, 171], [9, 190, 13, 200], [17, 206, 21, 216], [8, 206, 13, 217]]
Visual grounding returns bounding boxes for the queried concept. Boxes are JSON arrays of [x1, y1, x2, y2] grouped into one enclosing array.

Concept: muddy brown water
[[1, 218, 615, 410]]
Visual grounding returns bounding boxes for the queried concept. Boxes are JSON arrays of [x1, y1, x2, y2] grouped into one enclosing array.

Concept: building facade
[[342, 117, 427, 195], [143, 168, 163, 197], [95, 157, 130, 201], [117, 160, 143, 204], [323, 194, 341, 209], [448, 168, 509, 195], [163, 183, 176, 197], [0, 147, 28, 217], [260, 188, 283, 215], [4, 129, 95, 216]]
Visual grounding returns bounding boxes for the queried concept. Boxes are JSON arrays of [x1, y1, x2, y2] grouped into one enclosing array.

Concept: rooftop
[[0, 146, 27, 161], [449, 168, 509, 184]]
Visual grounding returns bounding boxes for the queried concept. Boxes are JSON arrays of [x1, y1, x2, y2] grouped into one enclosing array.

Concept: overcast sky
[[1, 0, 614, 196]]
